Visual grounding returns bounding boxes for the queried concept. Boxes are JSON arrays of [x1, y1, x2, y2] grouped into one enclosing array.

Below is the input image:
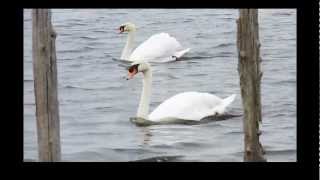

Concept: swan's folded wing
[[129, 33, 183, 62], [148, 92, 224, 121]]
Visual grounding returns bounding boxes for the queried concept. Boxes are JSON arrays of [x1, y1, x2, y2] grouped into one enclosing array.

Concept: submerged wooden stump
[[237, 9, 266, 162], [32, 9, 61, 161]]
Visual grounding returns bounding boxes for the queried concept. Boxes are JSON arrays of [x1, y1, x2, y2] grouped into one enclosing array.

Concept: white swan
[[126, 61, 236, 121], [119, 22, 190, 62]]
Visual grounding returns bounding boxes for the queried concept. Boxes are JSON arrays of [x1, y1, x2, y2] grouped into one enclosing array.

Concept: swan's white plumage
[[129, 33, 190, 62], [148, 92, 236, 121]]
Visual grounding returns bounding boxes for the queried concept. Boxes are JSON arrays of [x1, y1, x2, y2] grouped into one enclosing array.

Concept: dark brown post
[[237, 9, 266, 162], [32, 9, 61, 161]]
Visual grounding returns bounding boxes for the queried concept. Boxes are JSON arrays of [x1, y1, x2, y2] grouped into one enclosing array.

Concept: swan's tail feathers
[[174, 48, 191, 58], [222, 94, 236, 109], [211, 94, 236, 115]]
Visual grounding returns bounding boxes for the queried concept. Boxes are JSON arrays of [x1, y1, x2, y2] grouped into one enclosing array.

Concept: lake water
[[24, 9, 296, 162]]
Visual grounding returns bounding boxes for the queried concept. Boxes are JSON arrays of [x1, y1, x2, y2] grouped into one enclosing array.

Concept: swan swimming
[[119, 22, 190, 62], [126, 61, 236, 122]]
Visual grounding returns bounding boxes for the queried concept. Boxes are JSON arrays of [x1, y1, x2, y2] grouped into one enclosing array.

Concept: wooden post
[[32, 9, 61, 161], [237, 9, 266, 162]]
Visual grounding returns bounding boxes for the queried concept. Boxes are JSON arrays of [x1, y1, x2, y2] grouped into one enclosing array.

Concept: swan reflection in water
[[130, 114, 241, 127], [140, 126, 152, 146], [130, 114, 241, 162]]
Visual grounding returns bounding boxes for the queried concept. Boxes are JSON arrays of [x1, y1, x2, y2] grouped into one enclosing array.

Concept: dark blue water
[[24, 9, 296, 161]]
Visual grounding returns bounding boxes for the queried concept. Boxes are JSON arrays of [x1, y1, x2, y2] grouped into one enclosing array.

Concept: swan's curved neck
[[137, 69, 152, 119], [121, 31, 135, 60]]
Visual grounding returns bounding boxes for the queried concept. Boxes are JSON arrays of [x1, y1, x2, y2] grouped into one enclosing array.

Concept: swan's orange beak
[[127, 68, 138, 80]]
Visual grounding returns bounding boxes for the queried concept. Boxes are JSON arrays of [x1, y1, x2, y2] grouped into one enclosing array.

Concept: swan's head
[[126, 62, 150, 80], [119, 22, 136, 33]]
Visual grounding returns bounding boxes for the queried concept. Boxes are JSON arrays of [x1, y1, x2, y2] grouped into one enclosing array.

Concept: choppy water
[[24, 9, 296, 162]]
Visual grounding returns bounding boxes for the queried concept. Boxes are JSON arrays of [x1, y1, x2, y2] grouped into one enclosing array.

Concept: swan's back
[[129, 33, 184, 62], [149, 92, 230, 121]]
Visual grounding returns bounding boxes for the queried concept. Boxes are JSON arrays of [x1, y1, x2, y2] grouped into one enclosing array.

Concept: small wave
[[88, 41, 105, 47], [212, 52, 235, 58], [109, 12, 128, 15], [58, 46, 95, 54], [174, 142, 206, 148], [281, 125, 295, 130], [150, 144, 172, 149], [59, 49, 82, 53], [59, 58, 74, 61], [64, 85, 78, 89], [266, 149, 296, 155], [67, 150, 105, 161], [166, 74, 178, 79], [67, 22, 87, 26], [215, 42, 234, 48], [58, 32, 73, 36], [54, 24, 71, 28], [186, 73, 207, 77], [103, 53, 112, 58], [218, 17, 234, 20], [226, 130, 243, 135], [64, 84, 121, 91], [222, 31, 235, 35], [94, 106, 112, 111], [112, 57, 132, 64], [63, 85, 93, 91], [92, 29, 107, 33], [183, 19, 194, 23], [85, 131, 113, 136], [83, 46, 95, 50], [186, 61, 199, 64], [277, 79, 296, 85], [179, 56, 213, 60], [147, 21, 162, 26], [131, 155, 183, 162], [113, 148, 151, 155], [80, 36, 98, 40], [194, 33, 208, 38], [69, 63, 83, 68], [272, 12, 293, 16]]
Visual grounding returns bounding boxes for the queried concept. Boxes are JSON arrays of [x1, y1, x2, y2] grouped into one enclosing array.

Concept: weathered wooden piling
[[32, 9, 61, 161], [237, 9, 266, 162]]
